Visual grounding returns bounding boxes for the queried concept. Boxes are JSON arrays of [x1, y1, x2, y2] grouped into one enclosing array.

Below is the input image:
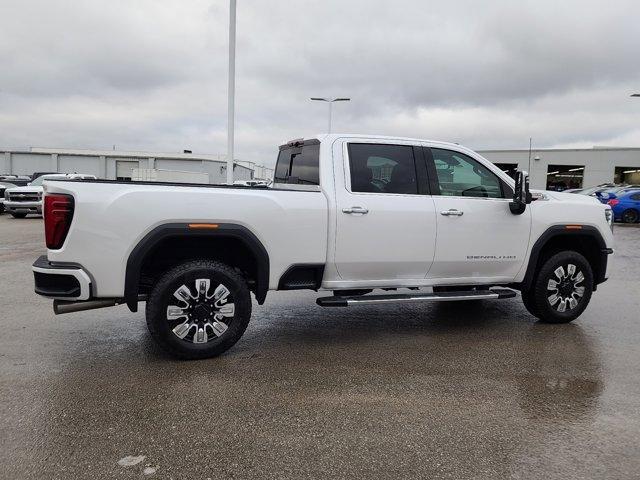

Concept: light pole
[[310, 97, 350, 133], [226, 0, 237, 185]]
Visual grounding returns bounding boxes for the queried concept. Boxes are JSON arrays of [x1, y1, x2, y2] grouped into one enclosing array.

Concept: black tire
[[521, 288, 540, 317], [525, 251, 593, 324], [146, 259, 252, 360], [10, 212, 27, 218], [621, 208, 639, 224]]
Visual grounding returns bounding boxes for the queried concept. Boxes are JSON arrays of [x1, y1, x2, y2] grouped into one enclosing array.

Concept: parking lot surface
[[1, 215, 639, 479]]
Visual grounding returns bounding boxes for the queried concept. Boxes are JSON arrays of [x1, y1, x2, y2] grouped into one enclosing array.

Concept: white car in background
[[0, 181, 19, 214], [4, 174, 96, 218], [233, 179, 271, 187]]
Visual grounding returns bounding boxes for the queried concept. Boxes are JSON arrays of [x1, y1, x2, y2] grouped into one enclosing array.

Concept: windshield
[[603, 187, 622, 194], [30, 175, 63, 186], [578, 186, 604, 195]]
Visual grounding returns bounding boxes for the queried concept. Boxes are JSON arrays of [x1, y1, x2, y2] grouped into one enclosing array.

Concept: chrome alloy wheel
[[166, 279, 235, 343], [546, 264, 585, 312]]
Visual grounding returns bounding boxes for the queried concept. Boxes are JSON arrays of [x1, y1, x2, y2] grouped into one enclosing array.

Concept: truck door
[[426, 147, 531, 282], [333, 142, 437, 282]]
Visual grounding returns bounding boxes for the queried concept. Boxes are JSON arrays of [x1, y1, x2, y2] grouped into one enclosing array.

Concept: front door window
[[431, 148, 503, 198]]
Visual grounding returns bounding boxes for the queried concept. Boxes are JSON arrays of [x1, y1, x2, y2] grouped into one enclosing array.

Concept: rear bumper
[[32, 255, 92, 300], [5, 200, 42, 214]]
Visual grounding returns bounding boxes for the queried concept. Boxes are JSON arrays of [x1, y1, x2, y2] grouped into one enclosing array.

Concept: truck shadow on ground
[[239, 297, 603, 419]]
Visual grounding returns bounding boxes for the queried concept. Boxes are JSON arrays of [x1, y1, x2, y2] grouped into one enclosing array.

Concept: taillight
[[44, 194, 74, 249], [607, 199, 619, 207]]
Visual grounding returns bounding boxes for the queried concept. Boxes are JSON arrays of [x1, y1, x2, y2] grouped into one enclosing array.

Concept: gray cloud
[[1, 0, 639, 166]]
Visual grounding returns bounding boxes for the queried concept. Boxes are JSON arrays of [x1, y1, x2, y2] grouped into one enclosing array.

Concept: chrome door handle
[[342, 206, 369, 214], [440, 209, 464, 216]]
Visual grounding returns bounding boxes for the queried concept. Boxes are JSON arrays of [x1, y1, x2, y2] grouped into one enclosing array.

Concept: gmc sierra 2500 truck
[[32, 134, 614, 359]]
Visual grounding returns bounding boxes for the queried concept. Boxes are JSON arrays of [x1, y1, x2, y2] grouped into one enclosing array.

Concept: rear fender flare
[[124, 223, 269, 311]]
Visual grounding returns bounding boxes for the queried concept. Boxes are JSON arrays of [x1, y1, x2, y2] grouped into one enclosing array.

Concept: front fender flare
[[520, 225, 608, 291]]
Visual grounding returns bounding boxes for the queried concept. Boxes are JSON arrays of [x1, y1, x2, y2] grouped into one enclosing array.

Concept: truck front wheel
[[524, 251, 594, 324], [521, 289, 540, 317], [146, 260, 252, 359]]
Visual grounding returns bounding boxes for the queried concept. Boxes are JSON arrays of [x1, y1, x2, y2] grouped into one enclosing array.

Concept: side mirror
[[509, 170, 531, 215]]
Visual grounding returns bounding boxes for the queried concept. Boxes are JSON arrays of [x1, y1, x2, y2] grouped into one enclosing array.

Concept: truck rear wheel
[[525, 251, 593, 324], [146, 260, 252, 359]]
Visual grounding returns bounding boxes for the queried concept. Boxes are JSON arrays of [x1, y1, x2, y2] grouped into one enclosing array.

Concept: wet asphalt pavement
[[1, 215, 639, 479]]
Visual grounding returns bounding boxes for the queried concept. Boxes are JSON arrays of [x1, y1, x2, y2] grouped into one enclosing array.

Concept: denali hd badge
[[467, 255, 516, 260]]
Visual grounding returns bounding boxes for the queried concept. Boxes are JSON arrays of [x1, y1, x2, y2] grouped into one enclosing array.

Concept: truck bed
[[43, 179, 329, 297]]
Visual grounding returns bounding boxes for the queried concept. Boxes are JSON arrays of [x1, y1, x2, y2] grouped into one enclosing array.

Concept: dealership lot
[[1, 215, 639, 479]]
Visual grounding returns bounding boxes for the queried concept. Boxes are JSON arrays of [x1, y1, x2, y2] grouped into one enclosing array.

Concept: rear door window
[[348, 143, 418, 194]]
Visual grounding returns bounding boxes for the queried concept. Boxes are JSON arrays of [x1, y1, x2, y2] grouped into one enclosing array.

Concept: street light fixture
[[631, 93, 640, 97], [310, 97, 351, 133]]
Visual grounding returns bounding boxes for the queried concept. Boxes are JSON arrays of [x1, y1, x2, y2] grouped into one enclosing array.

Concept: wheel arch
[[124, 223, 269, 312], [519, 225, 609, 292]]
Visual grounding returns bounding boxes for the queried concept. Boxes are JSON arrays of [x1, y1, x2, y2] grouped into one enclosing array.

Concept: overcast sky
[[1, 0, 639, 166]]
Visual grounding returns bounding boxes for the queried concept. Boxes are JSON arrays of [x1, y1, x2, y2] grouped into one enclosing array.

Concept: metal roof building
[[0, 147, 262, 184], [478, 146, 640, 190]]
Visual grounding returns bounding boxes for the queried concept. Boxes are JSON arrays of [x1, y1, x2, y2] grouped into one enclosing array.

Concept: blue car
[[607, 189, 640, 223], [596, 185, 640, 203]]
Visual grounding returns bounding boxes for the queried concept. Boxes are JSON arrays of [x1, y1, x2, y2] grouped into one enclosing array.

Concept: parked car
[[4, 173, 96, 218], [30, 171, 58, 181], [0, 175, 31, 187], [596, 185, 640, 203], [31, 134, 614, 360], [607, 189, 640, 223], [571, 184, 617, 196], [0, 181, 18, 214], [233, 179, 270, 187]]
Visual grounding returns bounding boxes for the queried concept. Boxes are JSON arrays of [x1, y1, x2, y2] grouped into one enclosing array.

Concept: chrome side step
[[316, 288, 517, 307]]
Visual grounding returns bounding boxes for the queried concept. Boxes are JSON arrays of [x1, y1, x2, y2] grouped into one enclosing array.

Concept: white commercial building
[[0, 147, 262, 184], [478, 146, 640, 191]]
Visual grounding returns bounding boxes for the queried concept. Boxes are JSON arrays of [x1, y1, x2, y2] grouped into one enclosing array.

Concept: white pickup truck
[[32, 134, 614, 359], [4, 173, 96, 218]]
